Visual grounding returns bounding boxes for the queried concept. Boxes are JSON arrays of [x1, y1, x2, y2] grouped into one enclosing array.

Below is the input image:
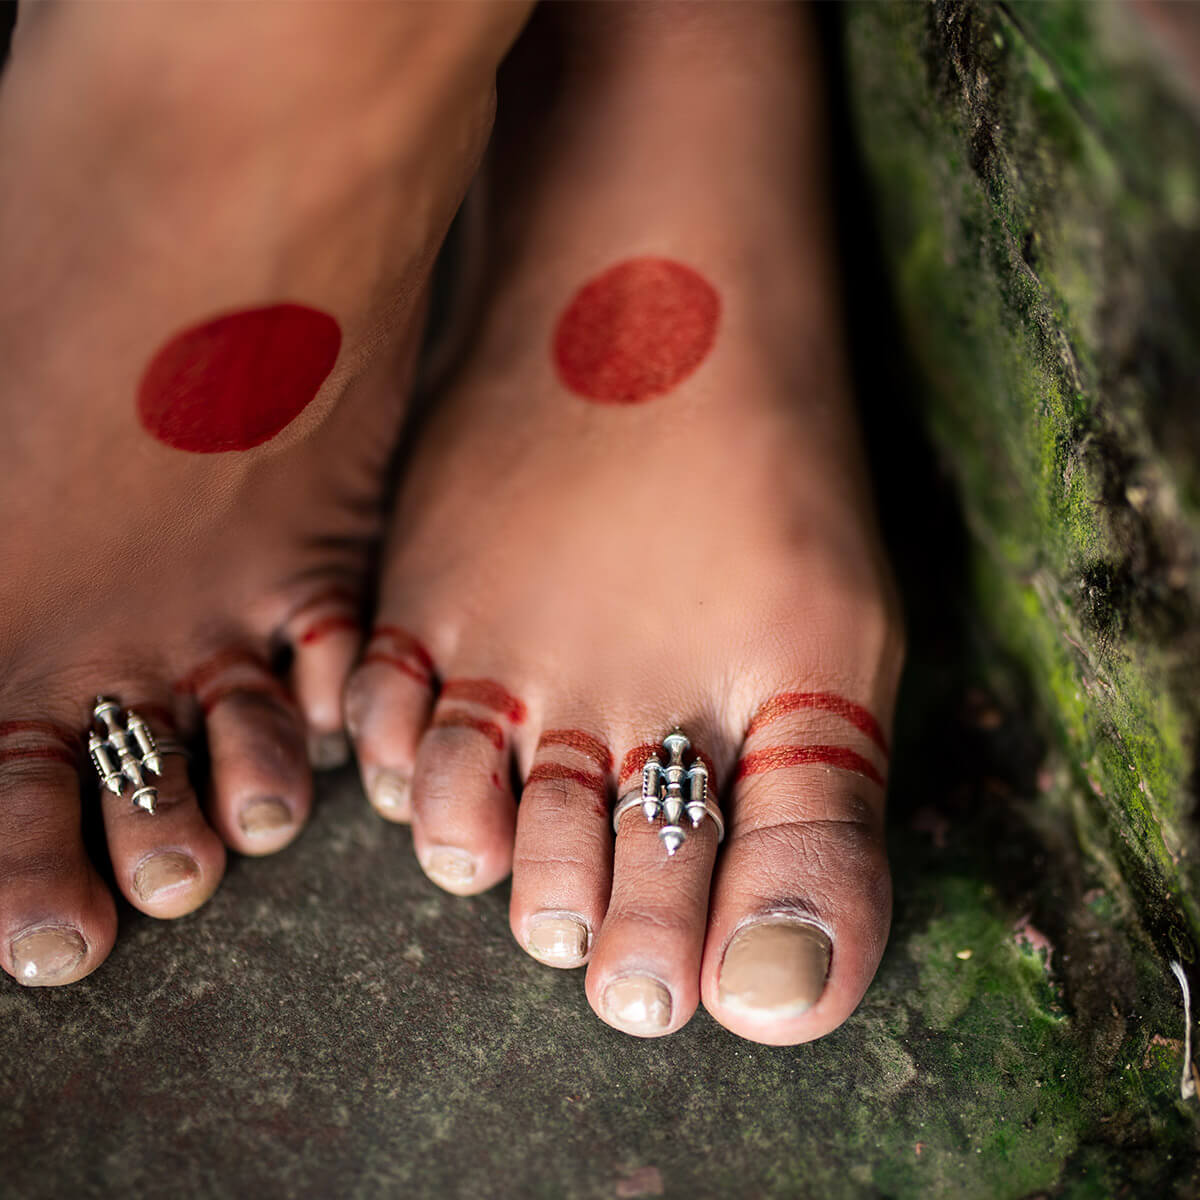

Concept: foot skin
[[0, 1, 530, 987], [348, 1, 904, 1044]]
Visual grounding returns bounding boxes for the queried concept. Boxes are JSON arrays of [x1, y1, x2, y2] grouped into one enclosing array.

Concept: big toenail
[[367, 769, 411, 820], [423, 846, 476, 890], [11, 926, 87, 986], [133, 852, 200, 902], [718, 917, 832, 1019], [238, 797, 294, 836], [527, 914, 589, 966], [602, 976, 672, 1034], [307, 731, 350, 770]]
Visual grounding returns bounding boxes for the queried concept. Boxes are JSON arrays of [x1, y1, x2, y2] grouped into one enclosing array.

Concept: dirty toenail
[[718, 917, 832, 1019], [11, 926, 87, 986], [423, 846, 477, 890], [133, 851, 200, 903], [238, 796, 294, 836], [527, 914, 590, 966], [307, 731, 350, 770], [602, 976, 672, 1034], [367, 768, 411, 820]]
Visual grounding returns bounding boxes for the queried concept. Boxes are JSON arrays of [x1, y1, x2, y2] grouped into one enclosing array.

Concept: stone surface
[[1, 753, 1195, 1199]]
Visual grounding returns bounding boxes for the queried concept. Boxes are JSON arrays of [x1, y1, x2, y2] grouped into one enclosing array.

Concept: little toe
[[344, 624, 436, 822], [97, 700, 224, 919], [584, 737, 722, 1037], [183, 650, 311, 856], [0, 719, 116, 987], [285, 586, 363, 770], [509, 727, 616, 968], [701, 731, 890, 1045], [410, 677, 527, 895]]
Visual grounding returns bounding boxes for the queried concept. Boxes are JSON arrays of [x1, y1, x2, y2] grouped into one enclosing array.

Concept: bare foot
[[347, 1, 903, 1044], [0, 1, 531, 986]]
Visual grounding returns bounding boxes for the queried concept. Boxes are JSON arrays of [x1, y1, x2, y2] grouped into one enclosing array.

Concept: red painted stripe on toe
[[734, 745, 886, 789], [526, 762, 607, 801], [537, 729, 613, 773], [746, 692, 889, 754], [197, 679, 293, 717], [369, 626, 435, 675], [0, 745, 79, 768], [0, 719, 77, 742], [297, 614, 359, 646], [176, 648, 268, 695], [431, 710, 505, 750], [441, 679, 527, 724], [618, 743, 662, 786], [361, 652, 432, 686], [618, 742, 717, 789]]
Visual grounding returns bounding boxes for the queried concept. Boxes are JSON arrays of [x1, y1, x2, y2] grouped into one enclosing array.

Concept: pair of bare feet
[[0, 1, 902, 1045]]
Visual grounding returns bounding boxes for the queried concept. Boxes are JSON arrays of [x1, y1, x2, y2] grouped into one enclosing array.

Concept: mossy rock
[[847, 0, 1200, 985]]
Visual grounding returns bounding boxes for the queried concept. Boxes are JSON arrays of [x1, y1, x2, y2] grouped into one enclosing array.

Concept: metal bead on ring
[[87, 697, 164, 814], [612, 730, 724, 857]]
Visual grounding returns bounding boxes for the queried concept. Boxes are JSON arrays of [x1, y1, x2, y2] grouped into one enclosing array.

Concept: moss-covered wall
[[846, 0, 1200, 968]]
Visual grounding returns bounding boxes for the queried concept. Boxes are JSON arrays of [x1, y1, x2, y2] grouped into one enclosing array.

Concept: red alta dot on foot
[[552, 258, 720, 404], [137, 304, 342, 452]]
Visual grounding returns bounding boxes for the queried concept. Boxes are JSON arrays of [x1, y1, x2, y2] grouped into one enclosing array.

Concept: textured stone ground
[[4, 2, 1200, 1196], [1, 732, 1195, 1200]]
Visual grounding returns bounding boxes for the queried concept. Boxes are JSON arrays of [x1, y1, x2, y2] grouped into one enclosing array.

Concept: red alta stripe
[[197, 678, 292, 716], [0, 719, 76, 742], [0, 745, 78, 768], [369, 626, 435, 675], [361, 652, 432, 685], [537, 729, 613, 773], [441, 679, 527, 724], [746, 692, 889, 754], [618, 742, 716, 788], [431, 710, 505, 750], [176, 648, 268, 694], [297, 614, 359, 646], [526, 762, 607, 799], [735, 745, 885, 788]]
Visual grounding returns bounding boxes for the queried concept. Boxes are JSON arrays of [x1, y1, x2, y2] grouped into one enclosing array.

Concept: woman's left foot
[[348, 0, 904, 1044]]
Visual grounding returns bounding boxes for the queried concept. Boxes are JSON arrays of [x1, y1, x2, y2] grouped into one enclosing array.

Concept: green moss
[[846, 0, 1200, 962]]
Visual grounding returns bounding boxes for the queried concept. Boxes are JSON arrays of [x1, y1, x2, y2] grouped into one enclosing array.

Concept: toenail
[[238, 796, 294, 837], [718, 917, 832, 1019], [367, 768, 411, 820], [307, 731, 350, 770], [423, 846, 477, 890], [133, 852, 200, 903], [602, 975, 672, 1035], [10, 926, 87, 986], [527, 914, 590, 966]]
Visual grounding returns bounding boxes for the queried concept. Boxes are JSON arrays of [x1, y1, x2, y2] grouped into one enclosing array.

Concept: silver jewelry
[[88, 697, 163, 814], [612, 730, 724, 856]]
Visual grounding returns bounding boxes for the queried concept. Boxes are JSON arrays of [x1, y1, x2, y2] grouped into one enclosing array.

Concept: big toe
[[701, 716, 891, 1044]]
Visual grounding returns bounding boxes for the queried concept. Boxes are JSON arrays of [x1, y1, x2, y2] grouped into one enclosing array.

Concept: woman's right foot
[[0, 0, 531, 987], [348, 1, 904, 1044]]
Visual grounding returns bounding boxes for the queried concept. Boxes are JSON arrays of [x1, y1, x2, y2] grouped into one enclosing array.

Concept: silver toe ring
[[88, 697, 164, 814], [612, 730, 724, 857]]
